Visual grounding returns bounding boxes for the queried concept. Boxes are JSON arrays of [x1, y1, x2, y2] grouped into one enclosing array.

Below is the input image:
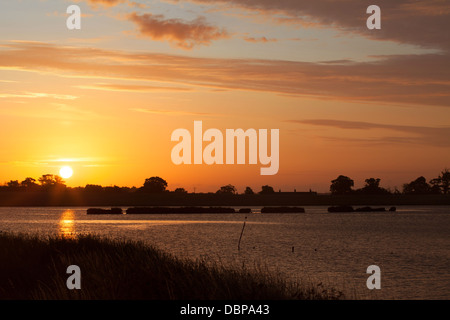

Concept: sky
[[0, 0, 449, 193]]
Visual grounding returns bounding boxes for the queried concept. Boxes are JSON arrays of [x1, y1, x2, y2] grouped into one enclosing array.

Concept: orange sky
[[0, 0, 449, 193]]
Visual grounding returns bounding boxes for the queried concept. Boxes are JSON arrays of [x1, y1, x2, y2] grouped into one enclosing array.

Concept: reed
[[0, 232, 344, 300]]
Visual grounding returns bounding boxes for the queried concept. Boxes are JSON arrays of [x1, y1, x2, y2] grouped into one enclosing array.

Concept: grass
[[0, 232, 344, 300]]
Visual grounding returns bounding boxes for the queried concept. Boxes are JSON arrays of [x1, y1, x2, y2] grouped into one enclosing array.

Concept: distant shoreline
[[0, 191, 449, 207]]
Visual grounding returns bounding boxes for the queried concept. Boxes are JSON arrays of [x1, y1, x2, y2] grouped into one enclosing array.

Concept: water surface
[[0, 206, 449, 299]]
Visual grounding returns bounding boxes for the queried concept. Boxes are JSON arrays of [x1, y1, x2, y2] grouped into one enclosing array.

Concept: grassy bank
[[0, 232, 343, 300]]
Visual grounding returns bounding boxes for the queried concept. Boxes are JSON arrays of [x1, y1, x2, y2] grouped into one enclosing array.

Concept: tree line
[[0, 169, 449, 195], [329, 169, 450, 195]]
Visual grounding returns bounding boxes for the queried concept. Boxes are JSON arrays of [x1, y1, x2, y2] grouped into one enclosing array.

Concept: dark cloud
[[128, 12, 230, 49], [186, 0, 450, 50]]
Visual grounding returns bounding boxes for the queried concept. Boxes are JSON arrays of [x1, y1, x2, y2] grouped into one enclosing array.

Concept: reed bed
[[0, 232, 343, 300]]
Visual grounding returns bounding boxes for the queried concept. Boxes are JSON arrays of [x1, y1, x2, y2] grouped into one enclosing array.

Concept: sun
[[60, 166, 73, 179]]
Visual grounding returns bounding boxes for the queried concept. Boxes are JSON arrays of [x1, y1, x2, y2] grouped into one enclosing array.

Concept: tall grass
[[0, 232, 343, 300]]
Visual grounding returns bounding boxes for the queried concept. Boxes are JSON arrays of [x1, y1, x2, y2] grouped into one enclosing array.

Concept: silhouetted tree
[[21, 177, 39, 190], [104, 186, 123, 193], [429, 184, 442, 194], [174, 187, 188, 194], [38, 174, 65, 189], [330, 175, 354, 195], [216, 184, 237, 195], [142, 176, 168, 193], [244, 186, 254, 195], [120, 186, 133, 193], [84, 184, 103, 193], [259, 185, 275, 194], [357, 178, 390, 195], [365, 178, 380, 189], [403, 176, 431, 195], [430, 169, 450, 194], [6, 180, 20, 190]]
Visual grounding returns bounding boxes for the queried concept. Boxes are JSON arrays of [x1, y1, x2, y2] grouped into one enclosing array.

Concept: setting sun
[[60, 166, 73, 179]]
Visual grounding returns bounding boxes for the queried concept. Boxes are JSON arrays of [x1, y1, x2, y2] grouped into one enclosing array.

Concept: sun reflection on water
[[59, 209, 76, 238]]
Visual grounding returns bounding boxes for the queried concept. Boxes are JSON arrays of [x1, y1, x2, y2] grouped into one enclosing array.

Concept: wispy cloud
[[0, 100, 101, 121], [77, 83, 193, 92], [243, 36, 277, 43], [46, 10, 94, 18], [0, 42, 448, 107], [75, 0, 148, 9], [4, 157, 111, 169], [131, 108, 215, 117], [52, 104, 102, 120], [287, 119, 450, 147], [127, 12, 230, 49], [76, 0, 125, 8], [66, 37, 111, 44], [0, 92, 78, 100], [42, 157, 101, 163]]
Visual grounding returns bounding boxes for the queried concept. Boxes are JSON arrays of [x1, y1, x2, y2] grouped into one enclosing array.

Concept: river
[[0, 205, 449, 299]]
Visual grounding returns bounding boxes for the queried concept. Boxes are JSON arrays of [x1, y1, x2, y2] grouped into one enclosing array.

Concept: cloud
[[287, 119, 450, 147], [0, 92, 78, 100], [127, 12, 230, 49], [52, 104, 101, 120], [131, 108, 214, 117], [5, 157, 110, 169], [77, 83, 193, 92], [0, 101, 101, 121], [185, 0, 450, 50], [42, 157, 101, 163], [243, 36, 277, 43], [0, 41, 448, 107], [78, 0, 125, 7], [75, 0, 147, 9], [47, 10, 94, 18], [66, 37, 111, 44]]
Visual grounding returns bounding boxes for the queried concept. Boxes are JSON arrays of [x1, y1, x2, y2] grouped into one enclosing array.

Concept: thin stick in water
[[238, 216, 247, 251]]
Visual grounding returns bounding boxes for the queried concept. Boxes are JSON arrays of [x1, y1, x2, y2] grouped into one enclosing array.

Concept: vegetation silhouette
[[87, 208, 123, 215], [330, 175, 354, 195], [126, 206, 236, 214], [430, 169, 450, 194], [141, 176, 168, 193], [174, 187, 188, 194], [259, 185, 275, 194], [216, 184, 237, 195], [0, 233, 342, 300], [244, 186, 254, 195], [355, 178, 390, 195], [1, 171, 450, 206]]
